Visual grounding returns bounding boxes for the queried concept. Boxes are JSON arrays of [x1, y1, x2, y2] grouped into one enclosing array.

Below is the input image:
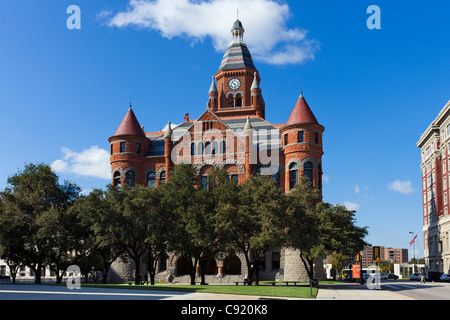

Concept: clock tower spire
[[213, 19, 265, 119]]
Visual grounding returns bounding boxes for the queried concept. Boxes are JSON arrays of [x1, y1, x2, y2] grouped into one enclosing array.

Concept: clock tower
[[211, 19, 265, 119]]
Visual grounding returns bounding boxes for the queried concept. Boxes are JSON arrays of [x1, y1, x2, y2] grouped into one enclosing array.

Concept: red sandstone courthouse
[[109, 19, 324, 194], [107, 20, 326, 282]]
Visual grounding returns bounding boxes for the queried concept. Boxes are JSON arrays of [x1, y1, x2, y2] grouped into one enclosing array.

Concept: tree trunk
[[245, 256, 253, 286], [299, 252, 314, 281], [199, 258, 207, 285], [56, 270, 63, 284], [190, 258, 198, 285], [134, 257, 141, 285], [33, 264, 42, 284], [254, 263, 260, 285]]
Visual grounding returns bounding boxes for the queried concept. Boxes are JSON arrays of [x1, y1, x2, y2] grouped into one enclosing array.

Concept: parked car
[[410, 273, 421, 281], [440, 274, 450, 282], [386, 273, 399, 280]]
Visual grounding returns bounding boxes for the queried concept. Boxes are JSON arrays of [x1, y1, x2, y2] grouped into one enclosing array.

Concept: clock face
[[228, 78, 241, 90]]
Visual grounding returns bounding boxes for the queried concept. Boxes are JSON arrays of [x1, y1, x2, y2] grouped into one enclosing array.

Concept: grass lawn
[[83, 283, 319, 299]]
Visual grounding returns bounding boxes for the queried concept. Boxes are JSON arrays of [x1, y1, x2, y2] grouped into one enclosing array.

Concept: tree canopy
[[0, 163, 368, 285]]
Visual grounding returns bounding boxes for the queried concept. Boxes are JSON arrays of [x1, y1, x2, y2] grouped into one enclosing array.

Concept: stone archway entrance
[[223, 255, 242, 275], [201, 257, 218, 275], [175, 256, 192, 276]]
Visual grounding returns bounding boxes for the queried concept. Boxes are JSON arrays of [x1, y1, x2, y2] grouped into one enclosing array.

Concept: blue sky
[[1, 0, 449, 259]]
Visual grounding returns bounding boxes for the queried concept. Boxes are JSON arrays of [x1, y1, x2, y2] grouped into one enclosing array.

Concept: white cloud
[[51, 146, 111, 180], [354, 185, 360, 194], [387, 180, 416, 195], [344, 201, 360, 211], [105, 0, 319, 65]]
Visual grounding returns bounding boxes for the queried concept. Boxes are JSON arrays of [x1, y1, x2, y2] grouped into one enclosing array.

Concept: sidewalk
[[316, 282, 414, 300]]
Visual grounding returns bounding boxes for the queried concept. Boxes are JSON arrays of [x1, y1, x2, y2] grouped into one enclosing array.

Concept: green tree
[[0, 163, 80, 284], [104, 185, 156, 285], [161, 164, 222, 285], [74, 188, 126, 284], [286, 177, 368, 281], [216, 176, 287, 285]]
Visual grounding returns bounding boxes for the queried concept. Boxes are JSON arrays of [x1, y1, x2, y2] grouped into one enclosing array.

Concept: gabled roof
[[113, 107, 146, 137], [286, 94, 319, 126]]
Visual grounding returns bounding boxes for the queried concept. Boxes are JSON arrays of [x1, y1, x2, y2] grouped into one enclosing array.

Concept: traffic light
[[356, 254, 360, 262]]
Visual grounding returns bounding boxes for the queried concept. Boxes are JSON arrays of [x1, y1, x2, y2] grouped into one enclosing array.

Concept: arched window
[[191, 143, 196, 156], [289, 163, 298, 190], [304, 162, 313, 182], [212, 142, 218, 156], [126, 171, 135, 187], [147, 172, 156, 188], [227, 93, 234, 108], [221, 141, 226, 154], [160, 172, 166, 184], [235, 93, 242, 107], [198, 143, 204, 155], [113, 171, 121, 188], [201, 176, 208, 190], [205, 142, 211, 155]]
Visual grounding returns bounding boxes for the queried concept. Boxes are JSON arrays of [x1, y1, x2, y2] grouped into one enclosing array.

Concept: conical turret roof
[[286, 93, 319, 126], [113, 107, 146, 137]]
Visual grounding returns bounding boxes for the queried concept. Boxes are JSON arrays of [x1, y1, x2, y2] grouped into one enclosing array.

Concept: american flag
[[409, 235, 418, 246]]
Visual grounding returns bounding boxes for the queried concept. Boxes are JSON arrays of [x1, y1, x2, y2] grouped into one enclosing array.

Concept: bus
[[341, 269, 352, 280]]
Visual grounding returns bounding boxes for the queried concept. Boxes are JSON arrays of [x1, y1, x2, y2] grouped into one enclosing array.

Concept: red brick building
[[108, 19, 326, 282], [109, 19, 325, 195]]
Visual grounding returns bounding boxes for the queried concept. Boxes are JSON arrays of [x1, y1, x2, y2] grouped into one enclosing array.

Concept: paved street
[[381, 280, 450, 300], [317, 280, 450, 300]]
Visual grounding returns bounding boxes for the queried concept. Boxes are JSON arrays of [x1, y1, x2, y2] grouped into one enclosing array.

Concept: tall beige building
[[360, 245, 408, 268], [417, 100, 450, 275]]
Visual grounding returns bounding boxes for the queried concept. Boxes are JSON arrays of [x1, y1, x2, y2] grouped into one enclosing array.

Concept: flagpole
[[409, 231, 416, 273]]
